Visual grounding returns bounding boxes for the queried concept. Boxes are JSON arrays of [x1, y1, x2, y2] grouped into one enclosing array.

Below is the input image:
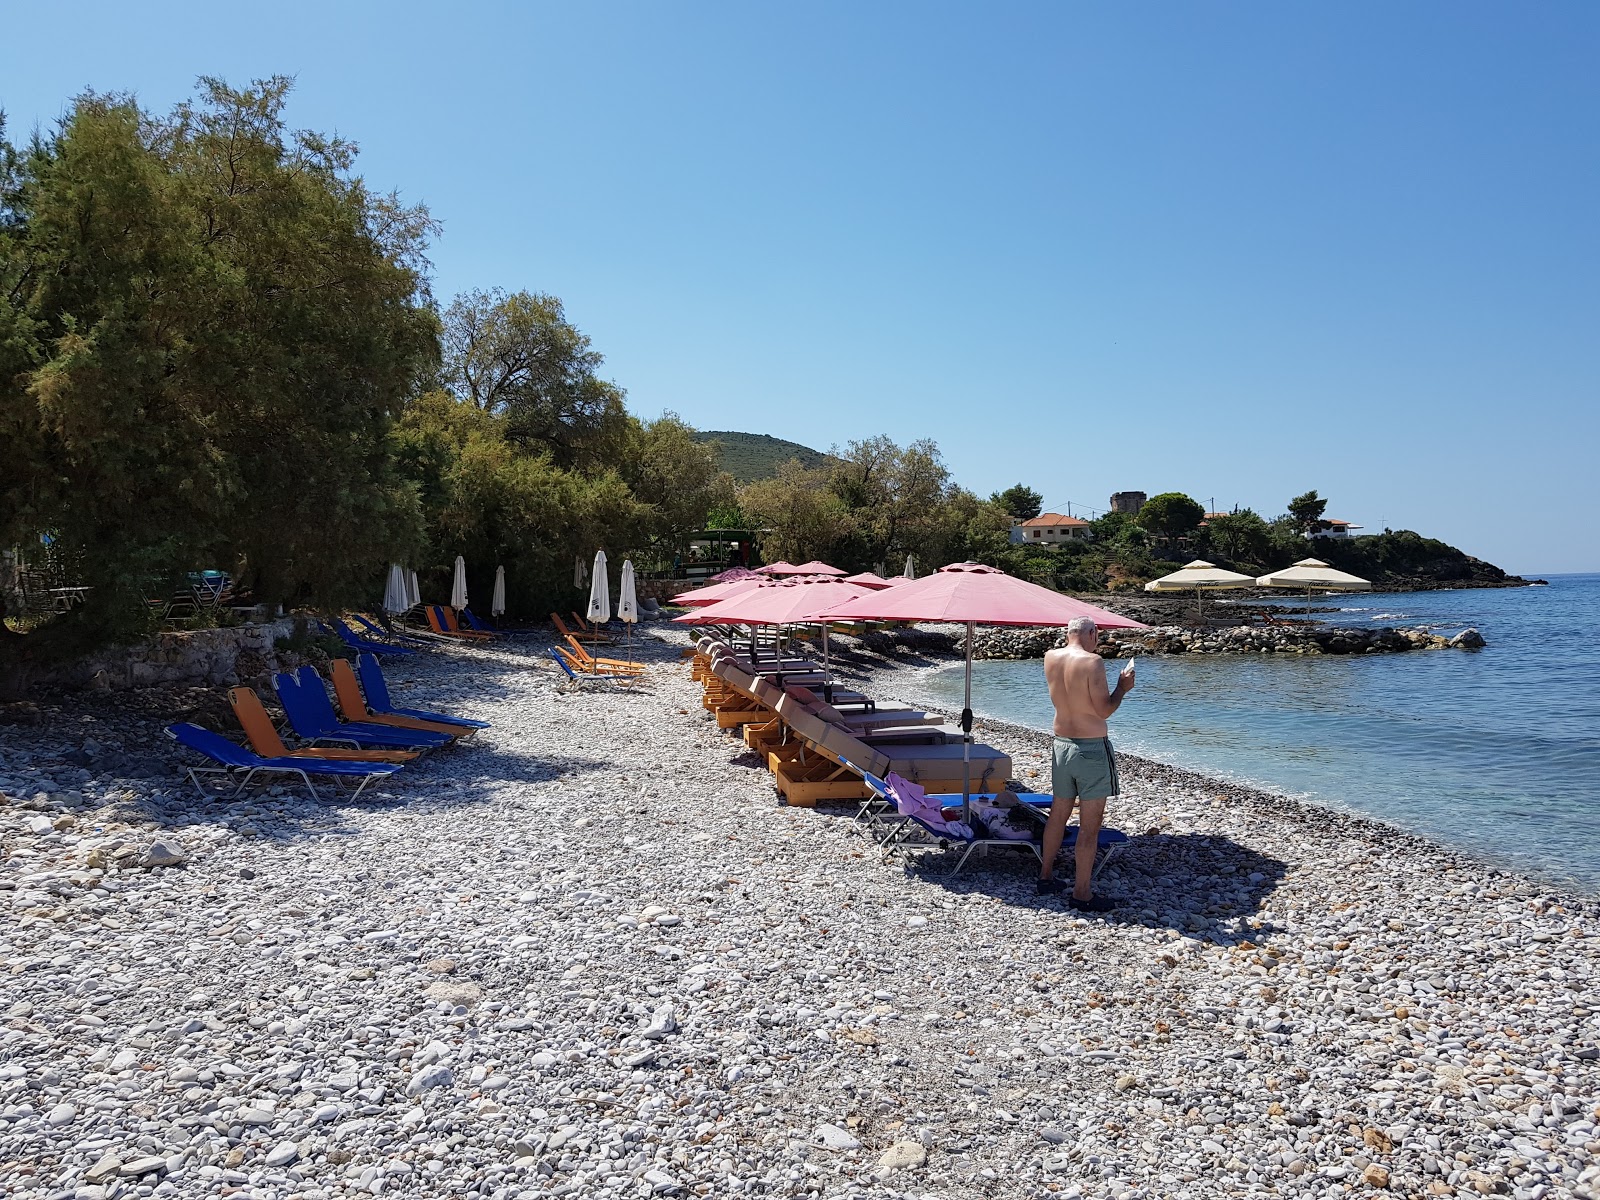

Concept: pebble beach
[[2, 628, 1597, 1200]]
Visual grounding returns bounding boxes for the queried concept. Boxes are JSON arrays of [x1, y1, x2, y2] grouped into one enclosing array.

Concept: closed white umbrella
[[617, 560, 638, 624], [903, 554, 915, 580], [1257, 557, 1371, 617], [406, 569, 421, 611], [618, 558, 638, 659], [1144, 559, 1256, 623], [587, 550, 610, 625], [383, 564, 409, 614], [574, 555, 587, 590], [491, 565, 506, 617], [451, 555, 468, 611]]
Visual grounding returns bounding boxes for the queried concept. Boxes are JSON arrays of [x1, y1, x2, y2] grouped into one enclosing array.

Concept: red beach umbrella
[[818, 562, 1147, 813]]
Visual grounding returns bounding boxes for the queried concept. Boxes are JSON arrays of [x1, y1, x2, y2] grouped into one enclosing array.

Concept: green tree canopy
[[739, 460, 850, 565], [1135, 492, 1205, 541], [990, 483, 1043, 521], [439, 288, 630, 471], [621, 414, 735, 551], [391, 389, 647, 613], [1203, 508, 1273, 566], [1287, 489, 1330, 536], [0, 77, 437, 643]]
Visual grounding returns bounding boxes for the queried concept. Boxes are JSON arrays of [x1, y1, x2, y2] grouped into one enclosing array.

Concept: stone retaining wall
[[35, 619, 298, 691]]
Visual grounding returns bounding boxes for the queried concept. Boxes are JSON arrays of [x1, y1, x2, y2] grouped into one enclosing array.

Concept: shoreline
[[828, 647, 1598, 907]]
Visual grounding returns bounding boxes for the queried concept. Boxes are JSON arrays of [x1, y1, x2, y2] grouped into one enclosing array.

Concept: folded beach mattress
[[773, 693, 1009, 783], [784, 687, 942, 729]]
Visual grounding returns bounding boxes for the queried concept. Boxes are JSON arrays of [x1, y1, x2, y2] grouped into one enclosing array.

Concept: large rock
[[406, 1064, 453, 1096], [141, 839, 187, 868], [875, 1140, 927, 1170]]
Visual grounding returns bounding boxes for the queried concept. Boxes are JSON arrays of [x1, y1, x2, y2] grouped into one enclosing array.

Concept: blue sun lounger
[[463, 608, 497, 634], [356, 653, 491, 730], [843, 759, 1129, 878], [165, 722, 401, 801], [275, 669, 452, 751], [351, 613, 430, 647], [326, 618, 415, 657]]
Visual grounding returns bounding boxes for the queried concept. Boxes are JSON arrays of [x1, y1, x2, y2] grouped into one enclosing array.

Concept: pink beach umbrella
[[843, 571, 898, 590], [755, 561, 797, 575], [819, 562, 1146, 814], [674, 577, 871, 626], [673, 577, 871, 699], [760, 560, 845, 577], [672, 577, 768, 608], [788, 560, 847, 576]]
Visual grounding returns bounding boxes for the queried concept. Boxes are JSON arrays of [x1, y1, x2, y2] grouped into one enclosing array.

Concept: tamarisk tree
[[0, 78, 437, 651]]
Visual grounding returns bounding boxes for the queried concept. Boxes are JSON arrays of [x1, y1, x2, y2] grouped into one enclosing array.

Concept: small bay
[[918, 572, 1600, 892]]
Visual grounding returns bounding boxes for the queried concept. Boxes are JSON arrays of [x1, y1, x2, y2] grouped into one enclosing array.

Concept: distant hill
[[692, 431, 833, 482]]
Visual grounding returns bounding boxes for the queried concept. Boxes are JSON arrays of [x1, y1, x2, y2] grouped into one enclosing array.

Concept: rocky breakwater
[[973, 623, 1487, 660]]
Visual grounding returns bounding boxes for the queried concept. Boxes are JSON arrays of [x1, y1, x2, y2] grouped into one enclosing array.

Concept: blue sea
[[918, 573, 1600, 894]]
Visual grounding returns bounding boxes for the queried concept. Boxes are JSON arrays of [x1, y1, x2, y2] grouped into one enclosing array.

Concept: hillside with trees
[[690, 431, 833, 482]]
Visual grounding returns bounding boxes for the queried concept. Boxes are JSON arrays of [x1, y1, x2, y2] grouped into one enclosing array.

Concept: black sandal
[[1069, 895, 1115, 913]]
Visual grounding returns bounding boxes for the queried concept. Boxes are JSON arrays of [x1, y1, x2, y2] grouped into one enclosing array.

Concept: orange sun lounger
[[328, 660, 474, 740], [227, 687, 418, 763], [428, 606, 494, 640], [559, 637, 643, 676]]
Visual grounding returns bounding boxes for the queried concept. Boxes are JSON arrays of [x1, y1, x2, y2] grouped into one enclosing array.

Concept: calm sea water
[[918, 574, 1600, 893]]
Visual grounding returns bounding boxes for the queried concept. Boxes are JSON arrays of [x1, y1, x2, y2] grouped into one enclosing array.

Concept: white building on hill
[[1010, 513, 1093, 545]]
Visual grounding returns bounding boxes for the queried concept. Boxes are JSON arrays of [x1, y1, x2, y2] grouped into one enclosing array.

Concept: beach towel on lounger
[[885, 772, 973, 839]]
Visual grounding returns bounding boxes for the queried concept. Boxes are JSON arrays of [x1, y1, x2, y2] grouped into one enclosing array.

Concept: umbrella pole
[[822, 625, 833, 706], [961, 621, 974, 823]]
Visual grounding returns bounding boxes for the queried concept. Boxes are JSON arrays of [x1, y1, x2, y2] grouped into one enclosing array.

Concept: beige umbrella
[[617, 558, 638, 660], [586, 550, 610, 625], [383, 564, 409, 615], [1145, 559, 1255, 623], [491, 565, 506, 617], [1257, 557, 1371, 616]]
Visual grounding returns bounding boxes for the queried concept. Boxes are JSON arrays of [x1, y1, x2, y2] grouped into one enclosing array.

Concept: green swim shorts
[[1051, 736, 1120, 801]]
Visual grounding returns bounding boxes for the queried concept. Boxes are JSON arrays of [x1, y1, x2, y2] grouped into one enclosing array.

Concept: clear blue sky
[[6, 2, 1596, 573]]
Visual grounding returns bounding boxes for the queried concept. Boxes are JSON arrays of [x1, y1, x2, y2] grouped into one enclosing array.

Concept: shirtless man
[[1038, 616, 1135, 911]]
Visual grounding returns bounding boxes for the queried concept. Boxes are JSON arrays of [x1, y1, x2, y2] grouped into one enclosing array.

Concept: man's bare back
[[1044, 643, 1129, 738]]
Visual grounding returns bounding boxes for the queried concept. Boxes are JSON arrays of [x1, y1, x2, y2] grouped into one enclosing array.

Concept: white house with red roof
[[1309, 519, 1363, 540], [1010, 513, 1094, 545]]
